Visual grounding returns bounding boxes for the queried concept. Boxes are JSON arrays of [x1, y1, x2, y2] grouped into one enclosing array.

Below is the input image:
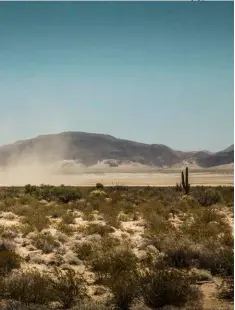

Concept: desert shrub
[[119, 201, 136, 215], [198, 208, 227, 226], [138, 201, 171, 220], [0, 242, 21, 275], [199, 247, 234, 276], [71, 301, 114, 310], [19, 203, 50, 232], [22, 213, 50, 232], [144, 212, 173, 236], [90, 251, 111, 283], [61, 212, 76, 224], [91, 246, 138, 283], [46, 203, 67, 219], [189, 268, 213, 283], [73, 242, 95, 261], [82, 211, 96, 221], [24, 184, 38, 195], [86, 223, 115, 236], [4, 269, 54, 304], [196, 188, 224, 206], [139, 268, 199, 309], [50, 186, 82, 203], [181, 211, 226, 243], [2, 197, 16, 209], [0, 186, 20, 198], [101, 235, 121, 250], [90, 189, 107, 197], [52, 267, 87, 308], [3, 267, 86, 308], [0, 300, 50, 310], [0, 225, 19, 240], [10, 204, 31, 217], [19, 223, 34, 237], [218, 277, 234, 301], [221, 231, 234, 247], [163, 240, 199, 269], [144, 233, 199, 269], [108, 271, 138, 310], [56, 221, 75, 236], [25, 184, 82, 203], [31, 232, 60, 254], [99, 203, 122, 228], [18, 195, 36, 205], [96, 183, 104, 190]]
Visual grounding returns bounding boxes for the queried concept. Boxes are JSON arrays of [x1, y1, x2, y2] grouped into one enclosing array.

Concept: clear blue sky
[[0, 1, 233, 152]]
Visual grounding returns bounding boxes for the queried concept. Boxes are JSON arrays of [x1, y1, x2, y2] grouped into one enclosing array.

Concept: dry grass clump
[[1, 267, 87, 308], [198, 246, 234, 276], [30, 232, 60, 254], [3, 269, 54, 305], [150, 233, 200, 269], [85, 223, 115, 236], [0, 241, 21, 275], [0, 225, 20, 240], [90, 245, 138, 284], [139, 267, 200, 309], [73, 242, 95, 261], [189, 268, 213, 283], [61, 212, 76, 224], [16, 201, 51, 232], [99, 202, 121, 229], [218, 277, 234, 301], [56, 220, 75, 236]]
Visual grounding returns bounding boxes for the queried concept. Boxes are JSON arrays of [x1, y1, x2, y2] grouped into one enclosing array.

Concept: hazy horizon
[[0, 130, 233, 154], [0, 1, 233, 152]]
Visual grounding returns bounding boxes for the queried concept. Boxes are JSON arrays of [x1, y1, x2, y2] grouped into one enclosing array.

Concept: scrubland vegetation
[[0, 183, 233, 309]]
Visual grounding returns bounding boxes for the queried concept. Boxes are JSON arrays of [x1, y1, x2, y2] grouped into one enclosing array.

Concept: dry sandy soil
[[0, 163, 233, 186]]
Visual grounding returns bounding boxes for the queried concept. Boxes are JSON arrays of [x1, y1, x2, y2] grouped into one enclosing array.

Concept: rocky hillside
[[196, 145, 234, 168], [0, 132, 233, 168]]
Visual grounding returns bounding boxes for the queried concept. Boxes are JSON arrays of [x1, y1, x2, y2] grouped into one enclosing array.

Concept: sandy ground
[[64, 172, 234, 186], [0, 162, 233, 186], [0, 171, 233, 187]]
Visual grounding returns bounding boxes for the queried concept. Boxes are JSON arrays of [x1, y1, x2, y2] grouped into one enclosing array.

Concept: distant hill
[[0, 131, 233, 168], [196, 147, 234, 168], [222, 144, 234, 152]]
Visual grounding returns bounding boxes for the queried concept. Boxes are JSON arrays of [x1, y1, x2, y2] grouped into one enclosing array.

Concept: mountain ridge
[[0, 131, 233, 168]]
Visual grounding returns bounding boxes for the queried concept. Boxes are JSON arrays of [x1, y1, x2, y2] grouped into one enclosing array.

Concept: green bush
[[96, 183, 104, 190], [0, 242, 21, 275], [3, 267, 87, 308], [56, 221, 75, 236], [196, 188, 224, 206], [164, 244, 199, 269], [52, 267, 87, 308], [218, 277, 234, 301], [199, 247, 234, 276], [139, 268, 199, 309], [108, 271, 138, 310], [24, 184, 82, 203], [50, 186, 82, 203], [73, 242, 94, 261], [91, 246, 138, 283], [4, 269, 54, 304]]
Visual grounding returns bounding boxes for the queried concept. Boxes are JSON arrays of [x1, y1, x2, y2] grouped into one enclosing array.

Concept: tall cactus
[[181, 167, 190, 195]]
